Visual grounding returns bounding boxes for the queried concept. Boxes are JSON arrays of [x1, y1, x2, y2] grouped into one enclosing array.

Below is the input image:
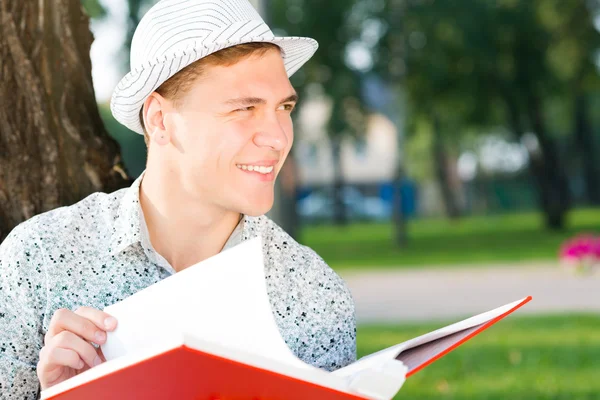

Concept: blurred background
[[2, 0, 600, 398]]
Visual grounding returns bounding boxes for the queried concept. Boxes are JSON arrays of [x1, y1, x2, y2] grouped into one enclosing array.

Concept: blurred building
[[295, 97, 398, 185], [293, 96, 410, 222]]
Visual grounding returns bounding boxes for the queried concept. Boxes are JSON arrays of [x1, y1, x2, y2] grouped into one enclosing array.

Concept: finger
[[38, 346, 84, 373], [46, 308, 104, 345], [46, 308, 115, 345], [51, 331, 102, 368], [74, 306, 118, 332]]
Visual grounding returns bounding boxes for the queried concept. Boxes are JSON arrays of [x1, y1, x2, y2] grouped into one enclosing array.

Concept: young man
[[0, 0, 356, 397]]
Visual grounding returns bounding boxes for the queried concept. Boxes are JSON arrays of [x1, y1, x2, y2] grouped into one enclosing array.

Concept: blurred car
[[297, 187, 392, 222]]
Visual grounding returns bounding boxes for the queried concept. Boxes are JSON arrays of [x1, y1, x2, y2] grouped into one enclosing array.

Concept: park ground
[[300, 208, 600, 399]]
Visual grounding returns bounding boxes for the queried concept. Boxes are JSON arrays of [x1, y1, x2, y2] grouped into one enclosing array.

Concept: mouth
[[236, 164, 275, 174], [236, 163, 276, 181]]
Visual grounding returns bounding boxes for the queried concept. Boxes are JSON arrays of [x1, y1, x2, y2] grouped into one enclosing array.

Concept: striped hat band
[[110, 0, 318, 135]]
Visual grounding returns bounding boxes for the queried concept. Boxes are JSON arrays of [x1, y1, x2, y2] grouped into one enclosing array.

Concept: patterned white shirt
[[0, 173, 356, 399]]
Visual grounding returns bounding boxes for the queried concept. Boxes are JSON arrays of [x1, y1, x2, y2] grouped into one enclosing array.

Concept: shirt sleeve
[[0, 223, 48, 399]]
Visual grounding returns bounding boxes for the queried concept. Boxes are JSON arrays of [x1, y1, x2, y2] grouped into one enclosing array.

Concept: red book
[[41, 296, 532, 400]]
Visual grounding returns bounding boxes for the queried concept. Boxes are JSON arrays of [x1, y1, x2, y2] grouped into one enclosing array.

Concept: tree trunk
[[526, 95, 570, 230], [432, 115, 461, 219], [503, 91, 570, 230], [391, 164, 408, 246], [268, 153, 299, 239], [0, 0, 130, 242], [387, 82, 407, 247], [574, 93, 600, 205], [331, 136, 348, 225]]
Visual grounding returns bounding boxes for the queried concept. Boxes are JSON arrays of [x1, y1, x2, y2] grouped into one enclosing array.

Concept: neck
[[138, 166, 241, 273]]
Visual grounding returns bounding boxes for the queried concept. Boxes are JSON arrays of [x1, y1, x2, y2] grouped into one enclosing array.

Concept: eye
[[279, 103, 295, 112], [236, 106, 255, 112]]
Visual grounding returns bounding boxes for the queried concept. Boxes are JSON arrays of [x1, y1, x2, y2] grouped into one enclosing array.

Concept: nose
[[252, 117, 289, 151]]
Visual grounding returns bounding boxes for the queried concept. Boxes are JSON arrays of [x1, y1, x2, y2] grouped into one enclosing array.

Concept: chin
[[236, 198, 274, 217], [229, 187, 275, 216], [241, 204, 272, 217]]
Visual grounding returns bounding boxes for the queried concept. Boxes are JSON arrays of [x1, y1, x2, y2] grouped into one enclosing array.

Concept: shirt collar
[[108, 172, 145, 256]]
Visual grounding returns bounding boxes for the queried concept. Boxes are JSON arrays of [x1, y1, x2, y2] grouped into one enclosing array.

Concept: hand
[[37, 307, 118, 390]]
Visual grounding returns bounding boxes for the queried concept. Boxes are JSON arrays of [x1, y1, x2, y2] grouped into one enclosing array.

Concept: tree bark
[[0, 0, 130, 242]]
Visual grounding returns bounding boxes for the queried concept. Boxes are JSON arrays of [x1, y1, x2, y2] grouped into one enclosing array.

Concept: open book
[[40, 237, 532, 400]]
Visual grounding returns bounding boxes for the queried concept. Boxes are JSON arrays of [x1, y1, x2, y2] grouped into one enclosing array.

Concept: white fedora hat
[[110, 0, 318, 135]]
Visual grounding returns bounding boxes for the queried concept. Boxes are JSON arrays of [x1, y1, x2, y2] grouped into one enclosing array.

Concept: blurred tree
[[123, 0, 146, 71], [104, 0, 150, 179], [540, 0, 600, 205], [489, 1, 572, 229], [382, 0, 600, 229], [0, 0, 130, 242], [376, 0, 410, 244], [271, 0, 368, 226], [381, 0, 483, 220], [81, 0, 107, 19]]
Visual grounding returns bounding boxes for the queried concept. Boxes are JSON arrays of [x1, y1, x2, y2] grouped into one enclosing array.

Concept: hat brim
[[110, 36, 318, 135]]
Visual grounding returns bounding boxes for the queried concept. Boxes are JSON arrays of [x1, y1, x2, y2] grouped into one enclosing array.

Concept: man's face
[[161, 49, 296, 216]]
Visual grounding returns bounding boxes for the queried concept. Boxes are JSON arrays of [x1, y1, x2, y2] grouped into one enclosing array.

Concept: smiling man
[[0, 0, 356, 397]]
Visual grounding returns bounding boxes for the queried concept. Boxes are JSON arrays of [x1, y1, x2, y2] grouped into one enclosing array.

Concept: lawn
[[357, 314, 600, 400], [300, 208, 600, 269]]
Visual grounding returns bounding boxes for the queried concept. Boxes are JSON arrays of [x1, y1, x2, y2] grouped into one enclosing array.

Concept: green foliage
[[98, 103, 147, 178], [358, 314, 600, 399], [383, 0, 600, 139], [81, 0, 107, 19], [270, 0, 368, 139], [300, 208, 600, 269]]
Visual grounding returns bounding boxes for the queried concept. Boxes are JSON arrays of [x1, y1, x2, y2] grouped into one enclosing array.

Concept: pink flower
[[559, 234, 599, 262]]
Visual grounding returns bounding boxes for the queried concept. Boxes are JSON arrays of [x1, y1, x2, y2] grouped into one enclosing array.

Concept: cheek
[[212, 123, 252, 165]]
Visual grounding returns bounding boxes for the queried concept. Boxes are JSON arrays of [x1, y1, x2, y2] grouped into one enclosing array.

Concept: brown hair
[[139, 42, 281, 146]]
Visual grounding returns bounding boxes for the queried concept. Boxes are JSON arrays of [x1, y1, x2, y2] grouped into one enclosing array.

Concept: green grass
[[300, 208, 600, 269], [357, 314, 600, 400]]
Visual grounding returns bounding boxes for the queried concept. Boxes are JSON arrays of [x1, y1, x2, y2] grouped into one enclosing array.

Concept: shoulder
[[32, 189, 124, 234], [245, 215, 354, 298], [1, 188, 127, 266], [11, 188, 124, 241], [245, 215, 327, 267]]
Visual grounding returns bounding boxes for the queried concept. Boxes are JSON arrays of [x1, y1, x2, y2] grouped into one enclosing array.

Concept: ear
[[143, 92, 171, 146]]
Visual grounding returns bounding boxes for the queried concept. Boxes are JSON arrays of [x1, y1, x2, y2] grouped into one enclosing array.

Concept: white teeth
[[236, 164, 274, 174]]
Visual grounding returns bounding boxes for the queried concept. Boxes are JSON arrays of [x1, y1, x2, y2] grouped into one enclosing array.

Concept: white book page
[[333, 297, 528, 378], [100, 237, 309, 371]]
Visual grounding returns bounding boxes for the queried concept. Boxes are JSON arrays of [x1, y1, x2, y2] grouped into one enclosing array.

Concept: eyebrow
[[224, 93, 299, 107]]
